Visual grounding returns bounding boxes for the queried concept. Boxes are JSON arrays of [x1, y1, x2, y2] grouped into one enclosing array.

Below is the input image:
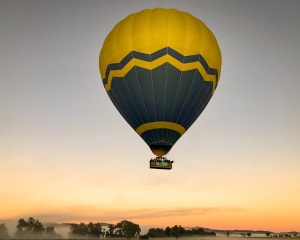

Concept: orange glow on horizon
[[2, 204, 299, 233]]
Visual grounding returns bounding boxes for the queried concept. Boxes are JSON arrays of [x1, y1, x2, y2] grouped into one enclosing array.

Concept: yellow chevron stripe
[[104, 54, 217, 93], [135, 121, 186, 136]]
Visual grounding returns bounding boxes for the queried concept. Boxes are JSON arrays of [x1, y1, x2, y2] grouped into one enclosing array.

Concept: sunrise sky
[[1, 0, 300, 234]]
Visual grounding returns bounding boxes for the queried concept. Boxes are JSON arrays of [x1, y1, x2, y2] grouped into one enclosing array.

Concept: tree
[[0, 224, 9, 239], [147, 228, 166, 238], [69, 222, 104, 238], [87, 222, 104, 237], [15, 218, 29, 237], [28, 217, 44, 235], [69, 223, 88, 237], [147, 225, 215, 238], [170, 225, 185, 239], [116, 220, 141, 238], [45, 226, 62, 239], [165, 226, 171, 237], [107, 224, 116, 237], [188, 228, 215, 237], [15, 217, 45, 239]]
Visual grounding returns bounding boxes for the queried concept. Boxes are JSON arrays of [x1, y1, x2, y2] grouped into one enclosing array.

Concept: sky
[[1, 0, 300, 235]]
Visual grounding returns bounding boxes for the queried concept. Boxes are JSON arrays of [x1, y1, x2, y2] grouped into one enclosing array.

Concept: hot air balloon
[[99, 8, 221, 169]]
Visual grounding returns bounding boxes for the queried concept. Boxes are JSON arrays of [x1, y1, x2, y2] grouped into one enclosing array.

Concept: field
[[2, 236, 300, 240], [146, 236, 300, 240], [149, 237, 300, 240]]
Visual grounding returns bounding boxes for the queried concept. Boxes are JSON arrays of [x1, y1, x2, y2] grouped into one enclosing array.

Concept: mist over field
[[1, 217, 299, 240]]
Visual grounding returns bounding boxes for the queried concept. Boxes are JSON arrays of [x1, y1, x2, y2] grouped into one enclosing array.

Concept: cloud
[[113, 207, 244, 220], [2, 206, 244, 224]]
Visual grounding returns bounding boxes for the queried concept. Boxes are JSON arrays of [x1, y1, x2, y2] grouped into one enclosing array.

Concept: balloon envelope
[[99, 8, 222, 157]]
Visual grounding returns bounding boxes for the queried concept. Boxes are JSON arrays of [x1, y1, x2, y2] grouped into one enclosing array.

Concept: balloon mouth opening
[[150, 143, 172, 157]]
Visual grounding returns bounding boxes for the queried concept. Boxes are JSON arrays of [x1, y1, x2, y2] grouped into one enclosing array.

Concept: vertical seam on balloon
[[169, 12, 185, 144], [121, 16, 144, 128], [167, 10, 177, 146], [173, 12, 188, 143], [168, 13, 181, 137], [163, 10, 170, 143], [110, 75, 139, 129], [186, 84, 210, 129], [169, 69, 181, 145], [175, 69, 197, 125], [132, 11, 152, 136], [180, 28, 204, 127], [174, 13, 193, 125], [163, 64, 167, 141], [181, 72, 205, 126], [149, 9, 156, 145], [148, 10, 155, 145], [131, 12, 143, 131], [195, 18, 209, 91], [112, 22, 140, 128]]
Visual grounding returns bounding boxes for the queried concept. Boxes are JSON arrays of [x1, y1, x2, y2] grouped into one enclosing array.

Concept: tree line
[[69, 220, 140, 238], [2, 218, 298, 239], [146, 225, 216, 239], [0, 217, 216, 239], [1, 217, 216, 239], [0, 217, 62, 239], [0, 217, 141, 239]]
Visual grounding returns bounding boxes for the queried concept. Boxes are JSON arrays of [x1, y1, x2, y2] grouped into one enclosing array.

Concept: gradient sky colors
[[1, 0, 300, 234]]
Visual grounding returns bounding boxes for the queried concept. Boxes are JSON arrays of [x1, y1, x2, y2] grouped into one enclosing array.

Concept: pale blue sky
[[1, 0, 300, 233]]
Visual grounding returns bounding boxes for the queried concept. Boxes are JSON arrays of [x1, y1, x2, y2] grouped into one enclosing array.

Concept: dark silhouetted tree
[[165, 226, 171, 237], [107, 224, 116, 237], [28, 217, 44, 235], [147, 225, 215, 238], [87, 222, 104, 237], [0, 224, 10, 239], [69, 223, 88, 237], [15, 217, 45, 239], [147, 228, 166, 237], [15, 218, 29, 237], [45, 226, 62, 239], [190, 228, 213, 235], [170, 225, 185, 239], [69, 222, 104, 238], [116, 220, 141, 238]]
